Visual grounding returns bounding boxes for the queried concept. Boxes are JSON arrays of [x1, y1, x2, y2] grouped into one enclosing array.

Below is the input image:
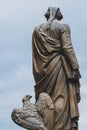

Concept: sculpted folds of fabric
[[32, 7, 81, 130], [11, 7, 81, 130]]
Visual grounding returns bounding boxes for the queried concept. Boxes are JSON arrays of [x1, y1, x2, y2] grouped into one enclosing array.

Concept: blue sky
[[0, 0, 87, 130]]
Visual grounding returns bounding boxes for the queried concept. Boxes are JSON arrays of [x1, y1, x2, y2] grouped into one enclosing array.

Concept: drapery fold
[[32, 26, 80, 130]]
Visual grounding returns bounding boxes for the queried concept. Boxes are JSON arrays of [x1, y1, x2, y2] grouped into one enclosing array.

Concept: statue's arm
[[61, 24, 81, 79], [61, 24, 79, 69]]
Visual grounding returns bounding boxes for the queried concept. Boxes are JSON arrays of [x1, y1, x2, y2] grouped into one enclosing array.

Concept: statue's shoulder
[[59, 22, 70, 33], [34, 24, 44, 31], [51, 20, 70, 32]]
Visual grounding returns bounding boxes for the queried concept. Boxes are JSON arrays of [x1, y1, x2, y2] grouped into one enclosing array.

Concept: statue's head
[[55, 8, 63, 20], [44, 7, 50, 20], [44, 7, 63, 21], [22, 95, 32, 103]]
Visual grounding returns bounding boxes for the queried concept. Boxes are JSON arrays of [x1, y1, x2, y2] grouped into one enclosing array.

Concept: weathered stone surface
[[11, 7, 81, 130], [11, 93, 54, 130]]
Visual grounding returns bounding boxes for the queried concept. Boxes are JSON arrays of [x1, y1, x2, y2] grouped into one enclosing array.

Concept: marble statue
[[11, 7, 81, 130], [11, 93, 54, 130]]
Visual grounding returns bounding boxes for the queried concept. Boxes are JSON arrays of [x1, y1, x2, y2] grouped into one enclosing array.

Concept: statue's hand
[[68, 68, 81, 81], [73, 68, 81, 80], [77, 93, 81, 103]]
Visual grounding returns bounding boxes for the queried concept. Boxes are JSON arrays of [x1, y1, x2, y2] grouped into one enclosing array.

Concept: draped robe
[[32, 20, 80, 130]]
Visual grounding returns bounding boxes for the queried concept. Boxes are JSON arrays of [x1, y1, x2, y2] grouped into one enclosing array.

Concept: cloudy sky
[[0, 0, 87, 130]]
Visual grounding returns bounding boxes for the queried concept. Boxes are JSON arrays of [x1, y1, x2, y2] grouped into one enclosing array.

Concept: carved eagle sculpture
[[11, 93, 54, 130]]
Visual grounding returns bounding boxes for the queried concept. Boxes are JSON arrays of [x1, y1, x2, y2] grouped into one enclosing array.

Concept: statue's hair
[[45, 7, 63, 30]]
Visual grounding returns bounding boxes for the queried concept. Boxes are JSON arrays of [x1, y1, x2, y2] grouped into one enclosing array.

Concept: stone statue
[[11, 7, 81, 130], [11, 93, 54, 130]]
